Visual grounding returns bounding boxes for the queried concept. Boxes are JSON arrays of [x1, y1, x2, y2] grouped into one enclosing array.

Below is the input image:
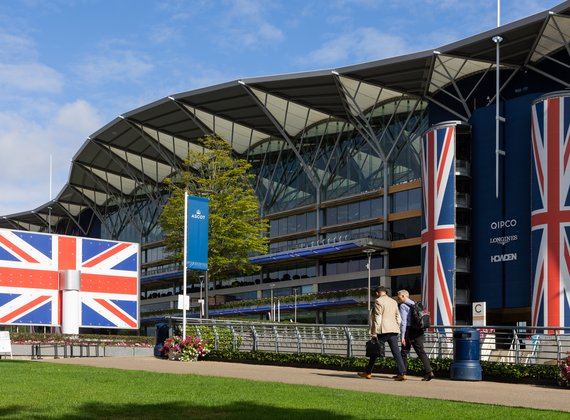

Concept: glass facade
[[135, 98, 427, 321], [324, 197, 383, 226], [269, 211, 316, 237], [391, 188, 421, 213], [101, 196, 167, 244]]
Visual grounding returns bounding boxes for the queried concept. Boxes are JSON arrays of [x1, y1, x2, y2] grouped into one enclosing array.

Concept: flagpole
[[48, 155, 52, 234], [494, 0, 504, 198], [182, 191, 188, 340]]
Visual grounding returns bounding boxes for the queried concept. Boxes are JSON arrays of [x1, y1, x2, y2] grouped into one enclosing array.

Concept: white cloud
[[0, 63, 64, 93], [0, 33, 38, 62], [213, 0, 284, 48], [149, 25, 182, 45], [258, 22, 285, 43], [0, 31, 64, 94], [502, 0, 560, 23], [0, 100, 103, 215], [302, 28, 410, 67], [74, 50, 154, 85], [423, 0, 462, 9]]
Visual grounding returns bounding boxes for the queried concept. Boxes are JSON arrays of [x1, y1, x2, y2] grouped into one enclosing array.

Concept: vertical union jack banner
[[0, 229, 139, 329], [531, 94, 570, 331], [421, 124, 456, 327]]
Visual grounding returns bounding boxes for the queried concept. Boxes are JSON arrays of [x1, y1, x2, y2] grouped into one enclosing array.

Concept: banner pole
[[182, 191, 188, 340]]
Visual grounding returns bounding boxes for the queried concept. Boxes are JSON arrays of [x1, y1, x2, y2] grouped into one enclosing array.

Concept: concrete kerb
[[37, 356, 570, 413]]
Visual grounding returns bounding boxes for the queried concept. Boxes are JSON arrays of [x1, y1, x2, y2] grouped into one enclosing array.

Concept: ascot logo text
[[191, 209, 206, 220]]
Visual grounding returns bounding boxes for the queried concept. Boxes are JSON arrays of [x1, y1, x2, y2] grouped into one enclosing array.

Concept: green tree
[[159, 135, 268, 285]]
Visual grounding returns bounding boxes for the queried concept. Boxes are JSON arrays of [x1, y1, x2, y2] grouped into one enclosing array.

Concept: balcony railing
[[456, 192, 471, 208], [456, 160, 471, 177], [455, 225, 470, 240], [456, 256, 471, 272]]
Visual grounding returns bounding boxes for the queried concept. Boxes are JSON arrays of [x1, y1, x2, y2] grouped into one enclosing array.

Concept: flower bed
[[9, 332, 153, 347], [161, 335, 210, 362]]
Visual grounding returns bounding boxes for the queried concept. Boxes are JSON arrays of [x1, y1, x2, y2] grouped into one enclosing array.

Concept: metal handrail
[[168, 318, 570, 365]]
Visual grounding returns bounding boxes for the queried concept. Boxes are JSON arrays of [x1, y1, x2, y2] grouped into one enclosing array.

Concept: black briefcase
[[365, 338, 385, 358]]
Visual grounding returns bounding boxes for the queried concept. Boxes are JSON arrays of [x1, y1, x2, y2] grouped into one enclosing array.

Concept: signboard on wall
[[469, 94, 535, 309], [0, 331, 12, 356], [472, 301, 486, 326]]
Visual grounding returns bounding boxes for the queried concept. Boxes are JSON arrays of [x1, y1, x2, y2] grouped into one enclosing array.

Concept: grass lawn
[[0, 360, 566, 419]]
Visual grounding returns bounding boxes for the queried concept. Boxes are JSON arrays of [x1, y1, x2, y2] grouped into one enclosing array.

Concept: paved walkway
[[38, 357, 569, 413]]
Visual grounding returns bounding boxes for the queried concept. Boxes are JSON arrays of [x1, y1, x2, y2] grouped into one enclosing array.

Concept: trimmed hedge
[[204, 350, 560, 385]]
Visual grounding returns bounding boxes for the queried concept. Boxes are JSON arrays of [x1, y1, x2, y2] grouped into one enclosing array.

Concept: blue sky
[[0, 0, 562, 216]]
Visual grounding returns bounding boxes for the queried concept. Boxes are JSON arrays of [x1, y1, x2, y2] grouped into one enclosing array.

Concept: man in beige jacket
[[358, 286, 408, 380]]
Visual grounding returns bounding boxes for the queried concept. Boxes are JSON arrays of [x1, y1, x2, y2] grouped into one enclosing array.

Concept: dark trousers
[[365, 332, 406, 376], [401, 328, 432, 375]]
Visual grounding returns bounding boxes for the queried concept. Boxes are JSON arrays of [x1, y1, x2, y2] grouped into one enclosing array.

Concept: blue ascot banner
[[186, 195, 209, 270]]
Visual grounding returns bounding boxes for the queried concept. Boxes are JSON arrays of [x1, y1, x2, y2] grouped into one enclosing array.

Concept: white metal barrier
[[169, 318, 570, 365]]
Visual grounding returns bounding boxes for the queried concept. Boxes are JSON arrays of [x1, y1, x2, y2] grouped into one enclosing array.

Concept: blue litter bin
[[450, 328, 482, 381], [154, 323, 170, 358]]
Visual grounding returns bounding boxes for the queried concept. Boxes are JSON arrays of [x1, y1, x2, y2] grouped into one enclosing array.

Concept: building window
[[391, 274, 421, 295], [371, 197, 383, 217], [269, 211, 316, 237], [392, 191, 408, 213], [391, 188, 421, 213], [390, 217, 421, 239]]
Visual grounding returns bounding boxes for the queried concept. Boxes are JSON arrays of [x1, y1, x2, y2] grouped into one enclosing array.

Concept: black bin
[[450, 328, 482, 381], [154, 323, 170, 357]]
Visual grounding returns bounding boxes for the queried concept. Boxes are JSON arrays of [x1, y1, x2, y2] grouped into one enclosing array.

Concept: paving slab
[[38, 357, 569, 413]]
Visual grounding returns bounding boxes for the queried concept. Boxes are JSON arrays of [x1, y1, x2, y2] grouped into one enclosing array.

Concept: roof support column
[[79, 166, 145, 237], [68, 185, 117, 237], [526, 65, 570, 88], [238, 81, 321, 191], [168, 97, 214, 136], [121, 117, 182, 171], [55, 203, 88, 236], [89, 140, 161, 203], [433, 53, 472, 118], [331, 72, 386, 161]]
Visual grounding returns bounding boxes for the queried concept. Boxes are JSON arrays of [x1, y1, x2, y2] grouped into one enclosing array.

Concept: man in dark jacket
[[397, 289, 434, 381]]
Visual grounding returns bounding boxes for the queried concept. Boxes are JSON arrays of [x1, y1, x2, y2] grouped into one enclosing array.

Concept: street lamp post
[[270, 283, 275, 322], [204, 270, 209, 319], [293, 288, 298, 323], [363, 249, 376, 317], [199, 275, 204, 320]]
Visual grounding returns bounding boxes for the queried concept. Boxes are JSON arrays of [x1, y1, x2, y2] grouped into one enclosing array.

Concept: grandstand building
[[2, 3, 570, 329]]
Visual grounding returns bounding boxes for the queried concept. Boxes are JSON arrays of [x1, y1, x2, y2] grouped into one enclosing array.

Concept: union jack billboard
[[0, 229, 139, 329], [421, 124, 456, 327], [531, 93, 570, 330]]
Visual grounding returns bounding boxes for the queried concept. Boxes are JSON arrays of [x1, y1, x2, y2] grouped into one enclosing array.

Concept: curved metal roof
[[3, 2, 570, 232]]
